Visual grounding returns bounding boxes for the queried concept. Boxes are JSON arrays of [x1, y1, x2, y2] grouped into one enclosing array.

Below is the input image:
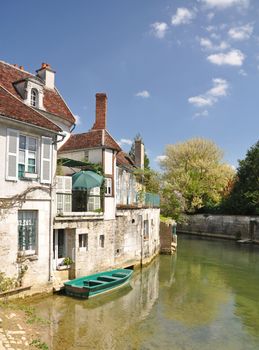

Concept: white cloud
[[151, 22, 168, 39], [171, 8, 195, 26], [228, 24, 253, 41], [155, 155, 167, 163], [193, 110, 209, 119], [238, 69, 247, 76], [206, 25, 217, 32], [207, 12, 215, 20], [210, 32, 220, 40], [117, 138, 133, 147], [188, 95, 215, 107], [207, 49, 245, 66], [200, 37, 229, 51], [74, 114, 81, 125], [201, 0, 249, 9], [188, 78, 229, 108], [135, 90, 150, 98], [208, 78, 229, 96]]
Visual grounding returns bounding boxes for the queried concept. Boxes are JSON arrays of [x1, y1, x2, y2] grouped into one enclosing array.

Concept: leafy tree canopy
[[222, 140, 259, 215], [159, 138, 234, 216]]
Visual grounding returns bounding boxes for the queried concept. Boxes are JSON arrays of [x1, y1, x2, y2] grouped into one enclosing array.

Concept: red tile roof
[[0, 61, 75, 124], [59, 129, 121, 152], [0, 86, 61, 132], [116, 151, 135, 169]]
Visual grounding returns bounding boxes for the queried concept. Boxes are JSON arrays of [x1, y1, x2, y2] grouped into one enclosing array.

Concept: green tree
[[222, 140, 259, 215], [159, 138, 234, 215]]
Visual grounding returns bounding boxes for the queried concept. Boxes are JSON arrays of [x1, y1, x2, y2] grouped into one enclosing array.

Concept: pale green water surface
[[31, 235, 259, 349]]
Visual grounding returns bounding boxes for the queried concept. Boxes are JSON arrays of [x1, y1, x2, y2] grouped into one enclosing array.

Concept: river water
[[31, 235, 259, 349]]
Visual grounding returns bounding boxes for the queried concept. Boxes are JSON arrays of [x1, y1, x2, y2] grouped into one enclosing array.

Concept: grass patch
[[30, 339, 49, 350]]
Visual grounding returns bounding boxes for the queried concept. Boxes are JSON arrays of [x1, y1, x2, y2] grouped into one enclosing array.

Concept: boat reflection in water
[[34, 259, 160, 349]]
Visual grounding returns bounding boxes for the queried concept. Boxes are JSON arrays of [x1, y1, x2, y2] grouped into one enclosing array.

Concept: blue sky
[[1, 0, 259, 169]]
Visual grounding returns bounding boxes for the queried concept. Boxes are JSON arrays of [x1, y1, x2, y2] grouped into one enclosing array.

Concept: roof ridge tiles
[[0, 60, 34, 76]]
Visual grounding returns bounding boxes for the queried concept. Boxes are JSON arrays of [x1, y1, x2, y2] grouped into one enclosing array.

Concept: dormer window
[[31, 88, 39, 107]]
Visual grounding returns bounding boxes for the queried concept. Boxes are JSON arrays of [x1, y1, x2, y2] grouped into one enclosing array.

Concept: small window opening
[[79, 233, 88, 250], [31, 89, 38, 107], [99, 234, 105, 248]]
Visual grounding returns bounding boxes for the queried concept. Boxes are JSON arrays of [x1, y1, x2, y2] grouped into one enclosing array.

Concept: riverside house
[[0, 61, 160, 297]]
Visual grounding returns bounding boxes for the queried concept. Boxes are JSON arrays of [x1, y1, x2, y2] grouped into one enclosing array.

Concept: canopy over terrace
[[57, 157, 92, 168], [72, 171, 103, 190], [57, 157, 104, 212]]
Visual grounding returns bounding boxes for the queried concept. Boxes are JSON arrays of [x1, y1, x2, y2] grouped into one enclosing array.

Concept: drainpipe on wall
[[48, 137, 60, 283]]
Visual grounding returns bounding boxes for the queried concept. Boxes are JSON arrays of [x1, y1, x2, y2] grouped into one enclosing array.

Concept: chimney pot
[[36, 62, 55, 89], [41, 62, 51, 69], [92, 93, 107, 130]]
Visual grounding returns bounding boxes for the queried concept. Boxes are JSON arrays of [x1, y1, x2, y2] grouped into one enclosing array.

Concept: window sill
[[57, 265, 71, 271], [19, 175, 39, 181], [78, 247, 88, 252], [17, 252, 38, 261]]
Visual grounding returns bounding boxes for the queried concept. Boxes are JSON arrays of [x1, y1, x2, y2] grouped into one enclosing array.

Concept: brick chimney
[[36, 63, 55, 89], [135, 138, 145, 169], [92, 93, 107, 130]]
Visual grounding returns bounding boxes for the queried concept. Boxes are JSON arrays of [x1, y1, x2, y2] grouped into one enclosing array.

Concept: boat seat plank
[[97, 276, 118, 282], [83, 280, 105, 286], [112, 273, 128, 278]]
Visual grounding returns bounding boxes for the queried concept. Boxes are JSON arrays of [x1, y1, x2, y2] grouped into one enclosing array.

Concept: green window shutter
[[6, 129, 19, 181], [41, 136, 52, 184]]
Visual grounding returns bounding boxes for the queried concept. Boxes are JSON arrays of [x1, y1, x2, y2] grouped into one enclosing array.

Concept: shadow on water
[[29, 236, 259, 350]]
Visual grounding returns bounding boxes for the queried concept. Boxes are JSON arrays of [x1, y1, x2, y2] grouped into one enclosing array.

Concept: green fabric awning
[[72, 170, 103, 190], [57, 158, 90, 168]]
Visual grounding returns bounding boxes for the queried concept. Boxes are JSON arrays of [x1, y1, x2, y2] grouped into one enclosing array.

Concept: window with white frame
[[79, 233, 88, 250], [105, 177, 112, 196], [6, 129, 52, 183], [18, 135, 37, 178], [18, 210, 38, 254], [30, 88, 39, 107], [56, 176, 72, 213], [88, 186, 101, 211], [84, 150, 89, 162]]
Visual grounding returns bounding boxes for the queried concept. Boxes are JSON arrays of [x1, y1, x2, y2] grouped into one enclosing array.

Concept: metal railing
[[143, 193, 160, 207]]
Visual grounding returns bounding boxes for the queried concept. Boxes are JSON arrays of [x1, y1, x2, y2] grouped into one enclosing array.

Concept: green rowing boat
[[64, 268, 133, 299]]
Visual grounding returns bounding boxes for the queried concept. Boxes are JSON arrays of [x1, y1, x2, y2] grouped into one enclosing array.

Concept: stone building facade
[[0, 61, 160, 297]]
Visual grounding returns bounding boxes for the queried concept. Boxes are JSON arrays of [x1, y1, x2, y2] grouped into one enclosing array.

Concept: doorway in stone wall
[[53, 229, 67, 269]]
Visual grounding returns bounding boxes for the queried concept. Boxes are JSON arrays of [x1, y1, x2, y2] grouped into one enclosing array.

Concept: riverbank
[[178, 214, 259, 242], [0, 300, 49, 350]]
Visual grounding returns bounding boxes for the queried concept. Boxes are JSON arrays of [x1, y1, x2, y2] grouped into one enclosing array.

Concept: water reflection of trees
[[220, 264, 259, 338], [161, 257, 229, 326], [170, 237, 259, 337]]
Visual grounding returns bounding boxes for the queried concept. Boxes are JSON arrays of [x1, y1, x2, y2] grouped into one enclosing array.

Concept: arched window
[[30, 89, 38, 107]]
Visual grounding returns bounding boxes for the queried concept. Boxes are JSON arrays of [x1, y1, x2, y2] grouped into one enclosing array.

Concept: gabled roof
[[0, 85, 61, 132], [0, 61, 75, 124], [59, 129, 121, 152], [116, 151, 135, 170]]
